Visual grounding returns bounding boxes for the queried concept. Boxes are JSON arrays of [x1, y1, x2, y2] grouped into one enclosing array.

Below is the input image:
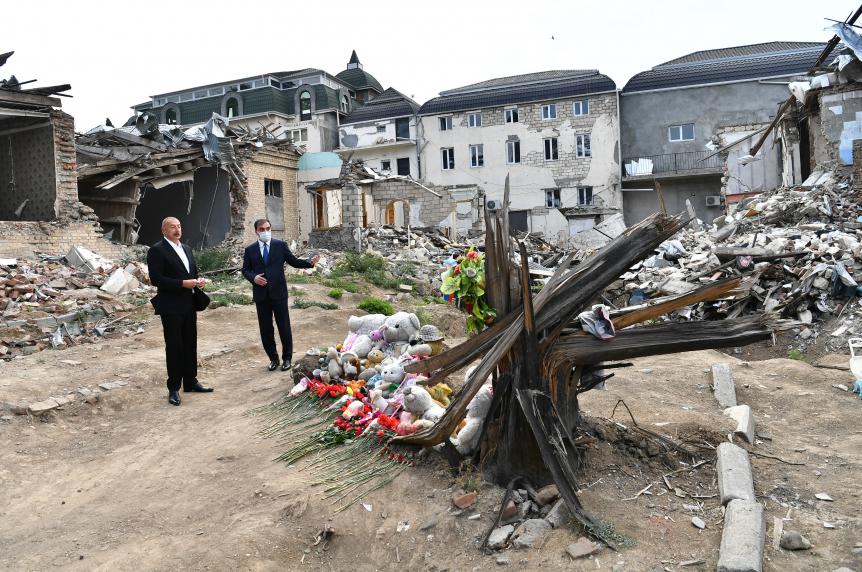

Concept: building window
[[164, 108, 178, 125], [468, 112, 482, 127], [578, 186, 593, 206], [441, 148, 455, 170], [469, 144, 484, 168], [288, 128, 308, 142], [397, 157, 410, 176], [439, 116, 452, 131], [225, 97, 240, 118], [264, 179, 283, 198], [545, 189, 561, 208], [376, 125, 387, 133], [381, 160, 391, 172], [341, 95, 349, 112], [505, 108, 519, 123], [542, 104, 557, 120], [573, 100, 589, 116], [668, 123, 695, 142], [576, 133, 591, 158], [209, 87, 224, 97], [300, 91, 312, 120], [544, 137, 559, 161], [506, 140, 520, 164], [193, 90, 208, 99], [395, 117, 410, 140]]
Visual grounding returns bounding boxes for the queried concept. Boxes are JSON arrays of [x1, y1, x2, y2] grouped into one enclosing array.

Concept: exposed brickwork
[[853, 140, 862, 193], [237, 147, 300, 245]]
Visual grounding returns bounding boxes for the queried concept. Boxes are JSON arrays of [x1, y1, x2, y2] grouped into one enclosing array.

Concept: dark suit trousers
[[255, 297, 293, 362], [160, 311, 198, 391]]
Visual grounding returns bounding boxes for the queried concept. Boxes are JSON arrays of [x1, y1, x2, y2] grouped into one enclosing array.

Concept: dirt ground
[[1, 283, 860, 571]]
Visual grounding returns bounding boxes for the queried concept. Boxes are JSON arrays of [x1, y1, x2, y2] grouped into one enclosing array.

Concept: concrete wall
[[622, 175, 723, 226], [418, 92, 620, 245], [817, 87, 862, 169], [339, 117, 418, 177]]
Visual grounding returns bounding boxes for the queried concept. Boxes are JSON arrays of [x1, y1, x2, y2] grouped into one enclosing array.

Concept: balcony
[[623, 151, 723, 179]]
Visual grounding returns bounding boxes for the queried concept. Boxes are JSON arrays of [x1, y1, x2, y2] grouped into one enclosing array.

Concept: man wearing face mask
[[242, 219, 320, 372]]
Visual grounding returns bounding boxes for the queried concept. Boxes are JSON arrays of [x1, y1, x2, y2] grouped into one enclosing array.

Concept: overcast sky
[[3, 0, 856, 130]]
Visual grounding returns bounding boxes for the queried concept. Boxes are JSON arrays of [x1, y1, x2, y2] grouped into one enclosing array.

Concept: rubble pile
[[607, 171, 862, 352], [0, 247, 150, 359]]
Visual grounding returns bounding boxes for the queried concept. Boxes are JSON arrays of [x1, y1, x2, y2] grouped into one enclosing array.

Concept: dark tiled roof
[[335, 67, 384, 93], [419, 71, 616, 115], [343, 87, 419, 124], [441, 70, 598, 94], [623, 42, 827, 93]]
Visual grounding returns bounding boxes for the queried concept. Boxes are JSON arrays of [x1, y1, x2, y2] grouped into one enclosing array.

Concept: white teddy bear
[[402, 385, 445, 423], [451, 383, 493, 455]]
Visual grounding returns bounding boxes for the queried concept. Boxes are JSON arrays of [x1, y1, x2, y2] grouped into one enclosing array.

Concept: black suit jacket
[[147, 238, 199, 315], [242, 239, 313, 303]]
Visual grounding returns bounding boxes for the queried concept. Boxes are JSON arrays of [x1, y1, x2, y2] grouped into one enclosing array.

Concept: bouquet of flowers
[[440, 246, 496, 335]]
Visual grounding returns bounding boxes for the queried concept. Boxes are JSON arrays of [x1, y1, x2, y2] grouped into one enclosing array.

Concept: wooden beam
[[0, 91, 61, 108]]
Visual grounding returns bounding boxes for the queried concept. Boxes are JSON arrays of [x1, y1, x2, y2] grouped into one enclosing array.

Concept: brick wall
[[364, 179, 458, 228], [240, 147, 300, 244]]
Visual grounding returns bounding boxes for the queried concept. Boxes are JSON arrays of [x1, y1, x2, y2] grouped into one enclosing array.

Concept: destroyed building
[[0, 51, 122, 258], [417, 70, 622, 248], [620, 41, 826, 226], [76, 115, 301, 248]]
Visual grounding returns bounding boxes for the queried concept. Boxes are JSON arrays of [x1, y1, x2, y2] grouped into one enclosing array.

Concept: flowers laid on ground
[[440, 247, 496, 335]]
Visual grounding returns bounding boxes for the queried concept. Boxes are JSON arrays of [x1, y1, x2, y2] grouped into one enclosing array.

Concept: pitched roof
[[343, 87, 419, 124], [335, 67, 384, 93], [623, 42, 827, 93], [419, 70, 616, 115]]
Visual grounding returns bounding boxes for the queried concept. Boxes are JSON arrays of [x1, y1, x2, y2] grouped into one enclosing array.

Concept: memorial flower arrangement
[[440, 247, 496, 334]]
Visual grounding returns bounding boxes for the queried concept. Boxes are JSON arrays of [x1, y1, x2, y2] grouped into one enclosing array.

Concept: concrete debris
[[712, 363, 737, 408], [716, 442, 755, 506], [565, 537, 601, 559], [487, 525, 514, 550], [510, 518, 551, 549], [723, 404, 756, 444], [717, 499, 765, 572]]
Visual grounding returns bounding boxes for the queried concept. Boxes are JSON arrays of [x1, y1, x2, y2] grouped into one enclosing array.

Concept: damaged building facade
[[417, 70, 623, 248], [620, 42, 825, 226]]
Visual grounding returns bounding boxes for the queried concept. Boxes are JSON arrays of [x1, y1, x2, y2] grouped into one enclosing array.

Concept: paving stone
[[724, 405, 756, 444], [717, 499, 764, 572], [717, 442, 755, 506], [712, 363, 737, 408]]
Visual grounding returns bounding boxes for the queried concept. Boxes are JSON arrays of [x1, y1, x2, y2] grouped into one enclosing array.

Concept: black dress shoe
[[184, 382, 214, 393], [268, 360, 279, 372], [168, 391, 181, 406], [281, 360, 292, 372]]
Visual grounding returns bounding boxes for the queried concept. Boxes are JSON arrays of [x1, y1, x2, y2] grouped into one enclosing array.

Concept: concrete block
[[724, 405, 756, 444], [717, 442, 755, 506], [100, 268, 139, 295], [712, 363, 737, 408], [717, 499, 764, 572]]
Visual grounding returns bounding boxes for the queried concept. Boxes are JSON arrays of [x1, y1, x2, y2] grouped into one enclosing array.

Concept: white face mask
[[258, 230, 272, 243]]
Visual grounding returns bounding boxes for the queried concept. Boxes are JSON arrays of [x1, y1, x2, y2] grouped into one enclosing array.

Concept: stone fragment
[[692, 516, 706, 529], [511, 519, 551, 549], [495, 556, 510, 566], [452, 491, 478, 509], [566, 537, 601, 559], [487, 525, 514, 550], [28, 398, 60, 415], [723, 405, 756, 444], [716, 442, 755, 506], [717, 499, 764, 572], [815, 492, 834, 501], [779, 530, 812, 550], [535, 484, 560, 506], [712, 363, 737, 408], [420, 517, 438, 531], [501, 499, 518, 522], [544, 499, 572, 529]]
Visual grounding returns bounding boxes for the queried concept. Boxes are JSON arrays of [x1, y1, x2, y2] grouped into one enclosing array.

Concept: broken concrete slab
[[717, 442, 755, 506], [487, 525, 514, 550], [718, 499, 764, 572], [28, 398, 60, 415], [66, 246, 112, 273], [100, 268, 140, 296], [723, 405, 756, 444], [544, 498, 572, 528], [511, 518, 551, 549], [712, 363, 737, 408]]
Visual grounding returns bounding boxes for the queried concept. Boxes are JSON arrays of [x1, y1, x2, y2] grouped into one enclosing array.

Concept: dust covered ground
[[0, 282, 860, 571]]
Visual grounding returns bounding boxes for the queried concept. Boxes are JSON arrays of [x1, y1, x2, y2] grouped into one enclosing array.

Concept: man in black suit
[[242, 218, 319, 372], [147, 217, 214, 406]]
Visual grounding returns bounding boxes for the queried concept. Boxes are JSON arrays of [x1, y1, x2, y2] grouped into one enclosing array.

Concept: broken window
[[164, 108, 178, 125], [576, 133, 591, 158], [381, 160, 391, 172], [264, 179, 283, 198], [544, 137, 559, 161], [439, 116, 452, 131], [226, 97, 240, 118], [506, 140, 521, 164], [397, 157, 410, 176], [300, 91, 312, 121], [669, 123, 695, 142], [468, 112, 482, 128], [542, 104, 557, 120], [441, 147, 455, 170], [395, 117, 410, 140], [341, 95, 349, 113], [505, 108, 519, 123], [573, 99, 589, 116], [545, 189, 561, 208], [577, 186, 593, 206], [469, 144, 484, 168]]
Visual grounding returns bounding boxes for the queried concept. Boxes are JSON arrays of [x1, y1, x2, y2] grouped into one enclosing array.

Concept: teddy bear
[[382, 312, 421, 354], [366, 348, 385, 367], [344, 314, 388, 349], [359, 367, 378, 382], [326, 347, 343, 380], [341, 351, 360, 381], [369, 388, 389, 412], [379, 362, 406, 388], [342, 399, 365, 419], [350, 335, 375, 358], [450, 382, 493, 456], [427, 383, 453, 407], [402, 385, 445, 423]]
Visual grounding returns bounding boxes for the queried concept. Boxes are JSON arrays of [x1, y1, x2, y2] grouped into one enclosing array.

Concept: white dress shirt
[[164, 237, 190, 274]]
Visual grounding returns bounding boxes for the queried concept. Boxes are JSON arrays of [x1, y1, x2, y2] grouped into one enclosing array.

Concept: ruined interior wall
[[365, 179, 457, 230], [816, 87, 862, 172], [242, 148, 299, 245], [0, 121, 56, 220]]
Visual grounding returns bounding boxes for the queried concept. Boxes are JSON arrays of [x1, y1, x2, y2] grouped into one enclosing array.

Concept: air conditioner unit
[[486, 199, 502, 212], [705, 196, 722, 207]]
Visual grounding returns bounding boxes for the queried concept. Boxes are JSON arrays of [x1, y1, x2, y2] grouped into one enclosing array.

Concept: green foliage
[[323, 277, 362, 293], [357, 297, 394, 316], [293, 299, 339, 310], [195, 248, 231, 273], [414, 307, 432, 326], [787, 349, 805, 361], [289, 287, 306, 297], [328, 288, 344, 299], [209, 292, 252, 309], [286, 273, 316, 284], [331, 252, 405, 290]]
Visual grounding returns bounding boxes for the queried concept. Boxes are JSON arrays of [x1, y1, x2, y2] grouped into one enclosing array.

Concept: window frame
[[668, 123, 695, 142], [299, 91, 312, 121], [506, 140, 521, 164], [469, 144, 484, 168], [573, 99, 589, 116], [577, 186, 593, 206], [439, 116, 453, 131], [381, 160, 392, 172], [544, 137, 559, 161], [441, 147, 455, 170], [576, 133, 592, 158], [264, 179, 284, 198], [504, 108, 519, 123], [467, 112, 482, 128], [545, 189, 561, 208], [542, 103, 557, 120]]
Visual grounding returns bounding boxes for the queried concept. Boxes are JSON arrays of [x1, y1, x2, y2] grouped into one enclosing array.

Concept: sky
[[2, 0, 857, 130]]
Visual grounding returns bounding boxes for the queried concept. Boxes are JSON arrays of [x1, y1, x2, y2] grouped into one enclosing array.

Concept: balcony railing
[[623, 151, 723, 177]]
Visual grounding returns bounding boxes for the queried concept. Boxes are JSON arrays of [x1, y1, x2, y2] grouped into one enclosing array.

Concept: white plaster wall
[[337, 146, 419, 178], [338, 119, 419, 176]]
